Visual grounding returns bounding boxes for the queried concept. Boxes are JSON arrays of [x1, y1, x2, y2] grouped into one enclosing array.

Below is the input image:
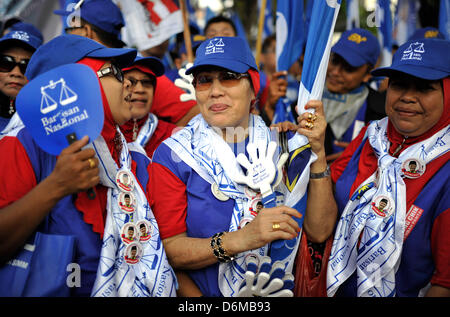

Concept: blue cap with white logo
[[0, 29, 43, 52], [331, 28, 380, 67], [185, 36, 258, 75], [54, 0, 125, 37], [25, 34, 136, 80], [371, 38, 450, 80]]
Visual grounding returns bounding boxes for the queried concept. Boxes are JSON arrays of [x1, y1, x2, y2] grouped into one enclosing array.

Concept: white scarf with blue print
[[327, 117, 450, 297]]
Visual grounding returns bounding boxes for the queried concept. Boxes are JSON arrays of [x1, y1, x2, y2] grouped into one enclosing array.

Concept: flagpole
[[255, 0, 267, 69], [179, 0, 194, 63]]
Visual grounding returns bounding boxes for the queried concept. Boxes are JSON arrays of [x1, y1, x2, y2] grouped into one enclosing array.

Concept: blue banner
[[439, 0, 450, 40], [393, 0, 419, 46], [346, 0, 360, 30], [377, 0, 393, 67], [297, 0, 341, 114], [275, 0, 305, 72]]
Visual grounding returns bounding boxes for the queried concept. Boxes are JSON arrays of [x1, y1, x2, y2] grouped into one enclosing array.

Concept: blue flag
[[258, 0, 274, 40], [439, 0, 450, 40], [346, 0, 360, 30], [393, 0, 419, 46], [275, 0, 305, 72], [297, 0, 341, 114], [377, 0, 393, 67]]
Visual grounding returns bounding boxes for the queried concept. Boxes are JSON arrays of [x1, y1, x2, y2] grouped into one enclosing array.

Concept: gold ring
[[88, 158, 95, 169], [305, 121, 314, 129], [272, 223, 281, 230]]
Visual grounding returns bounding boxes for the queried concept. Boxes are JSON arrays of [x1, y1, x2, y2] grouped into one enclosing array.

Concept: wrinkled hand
[[47, 135, 99, 198], [237, 256, 294, 297], [296, 100, 327, 156], [174, 62, 196, 102]]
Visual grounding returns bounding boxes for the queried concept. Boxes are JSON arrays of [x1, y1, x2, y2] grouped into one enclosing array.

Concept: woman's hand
[[226, 205, 302, 254], [46, 135, 100, 199], [296, 100, 327, 157]]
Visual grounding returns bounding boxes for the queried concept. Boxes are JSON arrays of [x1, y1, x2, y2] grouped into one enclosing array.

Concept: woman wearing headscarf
[[302, 38, 450, 297], [150, 36, 336, 297], [0, 35, 176, 297], [0, 26, 42, 131], [120, 56, 177, 159]]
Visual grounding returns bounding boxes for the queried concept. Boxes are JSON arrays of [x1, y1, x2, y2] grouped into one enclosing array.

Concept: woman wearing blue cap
[[150, 36, 336, 297], [0, 28, 42, 132], [302, 38, 450, 297], [0, 34, 176, 297]]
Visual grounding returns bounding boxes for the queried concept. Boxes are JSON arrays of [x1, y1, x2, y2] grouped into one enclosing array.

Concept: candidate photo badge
[[136, 219, 152, 242], [116, 170, 134, 192], [124, 242, 143, 265], [121, 222, 138, 245], [401, 158, 426, 179], [371, 195, 394, 217], [118, 192, 136, 214]]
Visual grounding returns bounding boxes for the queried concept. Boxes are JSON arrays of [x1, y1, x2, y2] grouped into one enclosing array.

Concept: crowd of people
[[0, 0, 448, 298]]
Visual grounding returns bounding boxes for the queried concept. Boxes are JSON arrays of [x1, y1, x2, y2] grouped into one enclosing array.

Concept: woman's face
[[124, 69, 155, 120], [326, 53, 371, 94], [194, 69, 255, 138], [385, 75, 444, 137], [0, 46, 32, 98], [98, 62, 132, 125]]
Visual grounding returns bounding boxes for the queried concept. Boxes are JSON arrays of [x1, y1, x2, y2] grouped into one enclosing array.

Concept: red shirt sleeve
[[0, 136, 36, 208], [431, 208, 450, 289], [151, 75, 197, 124], [330, 125, 369, 184], [150, 161, 187, 240]]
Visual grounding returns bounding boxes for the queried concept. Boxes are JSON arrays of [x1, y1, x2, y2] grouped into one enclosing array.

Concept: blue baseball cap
[[9, 22, 43, 42], [0, 29, 42, 52], [25, 34, 136, 80], [54, 0, 124, 37], [331, 28, 380, 67], [371, 38, 450, 80], [408, 27, 445, 41], [185, 37, 258, 75], [123, 56, 165, 77]]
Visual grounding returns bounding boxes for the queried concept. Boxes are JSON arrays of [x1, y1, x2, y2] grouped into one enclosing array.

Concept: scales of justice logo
[[39, 78, 89, 135]]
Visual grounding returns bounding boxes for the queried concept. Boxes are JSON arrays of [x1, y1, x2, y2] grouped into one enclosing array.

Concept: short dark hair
[[204, 15, 237, 36], [262, 34, 276, 54], [68, 18, 124, 48]]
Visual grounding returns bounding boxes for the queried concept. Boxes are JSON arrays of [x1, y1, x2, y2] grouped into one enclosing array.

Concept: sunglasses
[[0, 55, 30, 74], [126, 75, 156, 89], [193, 71, 249, 91], [97, 64, 124, 82]]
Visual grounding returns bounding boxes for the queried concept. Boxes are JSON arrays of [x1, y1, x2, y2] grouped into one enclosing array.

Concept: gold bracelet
[[210, 232, 234, 263]]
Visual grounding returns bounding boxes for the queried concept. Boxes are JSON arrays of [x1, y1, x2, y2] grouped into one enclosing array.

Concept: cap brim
[[87, 47, 137, 69], [371, 64, 449, 81], [0, 38, 38, 51], [53, 9, 71, 16], [186, 58, 250, 75]]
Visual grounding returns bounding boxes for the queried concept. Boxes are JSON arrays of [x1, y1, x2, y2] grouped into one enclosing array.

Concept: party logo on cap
[[205, 38, 225, 55], [401, 42, 425, 61], [11, 31, 30, 42], [348, 33, 367, 44]]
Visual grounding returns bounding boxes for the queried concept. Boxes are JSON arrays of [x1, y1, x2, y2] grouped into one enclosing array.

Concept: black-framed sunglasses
[[97, 64, 124, 82], [0, 55, 30, 74], [126, 75, 156, 89], [192, 71, 249, 91]]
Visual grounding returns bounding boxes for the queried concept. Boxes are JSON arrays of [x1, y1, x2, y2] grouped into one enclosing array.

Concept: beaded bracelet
[[210, 232, 235, 263]]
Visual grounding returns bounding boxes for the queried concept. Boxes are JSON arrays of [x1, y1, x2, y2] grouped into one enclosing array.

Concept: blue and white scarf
[[327, 118, 450, 297], [90, 126, 177, 297], [132, 113, 158, 149], [164, 114, 313, 297]]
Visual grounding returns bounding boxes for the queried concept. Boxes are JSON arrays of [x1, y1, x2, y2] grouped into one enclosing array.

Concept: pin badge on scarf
[[371, 195, 395, 218], [211, 182, 229, 201], [121, 222, 138, 244], [124, 242, 143, 265], [401, 158, 426, 179], [118, 192, 136, 213], [136, 219, 152, 242], [116, 170, 134, 192]]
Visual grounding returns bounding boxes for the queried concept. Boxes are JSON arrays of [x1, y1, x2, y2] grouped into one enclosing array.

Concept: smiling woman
[[150, 36, 336, 297]]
